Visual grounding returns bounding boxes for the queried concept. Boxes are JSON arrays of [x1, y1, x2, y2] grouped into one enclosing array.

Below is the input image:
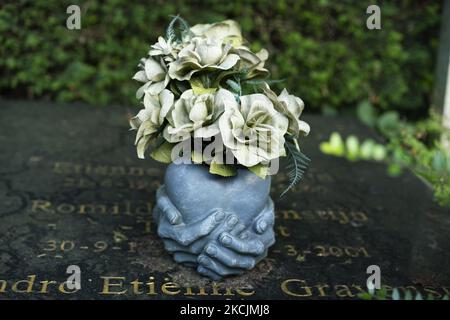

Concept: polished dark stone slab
[[0, 99, 449, 300]]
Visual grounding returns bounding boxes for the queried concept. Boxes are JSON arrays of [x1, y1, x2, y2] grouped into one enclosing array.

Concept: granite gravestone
[[0, 99, 449, 300]]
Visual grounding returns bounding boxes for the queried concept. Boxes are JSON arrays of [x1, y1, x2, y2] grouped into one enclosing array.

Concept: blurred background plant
[[320, 103, 450, 206], [0, 0, 448, 205]]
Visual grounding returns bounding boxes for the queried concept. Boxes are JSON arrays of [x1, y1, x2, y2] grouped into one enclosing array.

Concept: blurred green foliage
[[321, 106, 450, 206], [0, 0, 442, 114]]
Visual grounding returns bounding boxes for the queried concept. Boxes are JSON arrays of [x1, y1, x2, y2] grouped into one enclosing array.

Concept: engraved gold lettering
[[335, 285, 355, 298], [31, 200, 53, 213], [131, 280, 143, 294], [235, 286, 255, 296], [12, 275, 35, 293], [100, 276, 127, 295], [39, 280, 57, 293], [161, 282, 181, 295], [281, 279, 312, 297]]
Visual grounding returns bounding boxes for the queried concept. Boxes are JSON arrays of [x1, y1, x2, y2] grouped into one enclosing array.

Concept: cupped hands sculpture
[[130, 17, 311, 280], [153, 163, 275, 280]]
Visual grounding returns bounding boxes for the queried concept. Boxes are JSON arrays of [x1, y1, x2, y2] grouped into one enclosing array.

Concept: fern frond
[[280, 137, 310, 198], [166, 15, 179, 42], [166, 15, 192, 42], [226, 79, 241, 95]]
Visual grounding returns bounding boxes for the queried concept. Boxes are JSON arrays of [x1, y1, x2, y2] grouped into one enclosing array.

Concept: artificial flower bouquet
[[130, 16, 310, 194]]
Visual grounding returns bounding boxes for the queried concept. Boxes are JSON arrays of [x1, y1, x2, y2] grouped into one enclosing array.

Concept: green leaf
[[320, 132, 345, 157], [345, 135, 360, 161], [249, 163, 268, 179], [372, 144, 387, 161], [377, 111, 400, 137], [280, 137, 310, 197], [190, 78, 217, 95], [357, 100, 377, 128], [150, 141, 174, 164], [329, 132, 345, 156], [209, 161, 237, 177], [359, 139, 376, 160], [357, 292, 373, 300], [377, 286, 388, 300], [226, 79, 241, 94], [387, 163, 402, 176]]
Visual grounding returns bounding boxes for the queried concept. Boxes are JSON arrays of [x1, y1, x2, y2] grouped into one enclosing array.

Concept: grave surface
[[0, 99, 449, 299]]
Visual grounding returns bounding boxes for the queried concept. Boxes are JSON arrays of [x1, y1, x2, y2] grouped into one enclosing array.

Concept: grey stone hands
[[153, 181, 275, 280]]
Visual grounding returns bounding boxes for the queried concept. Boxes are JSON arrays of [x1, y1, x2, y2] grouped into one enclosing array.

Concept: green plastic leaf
[[345, 135, 360, 161], [357, 100, 377, 128], [372, 144, 387, 161], [359, 139, 375, 160], [357, 292, 373, 300], [209, 161, 237, 177], [249, 163, 268, 179], [377, 111, 400, 137], [377, 286, 388, 300], [387, 163, 402, 176], [329, 132, 345, 156], [190, 78, 217, 95], [150, 141, 174, 164]]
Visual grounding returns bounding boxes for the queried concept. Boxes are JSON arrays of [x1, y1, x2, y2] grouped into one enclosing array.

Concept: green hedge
[[0, 0, 442, 114]]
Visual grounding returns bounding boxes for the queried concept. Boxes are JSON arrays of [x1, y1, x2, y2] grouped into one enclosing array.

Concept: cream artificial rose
[[148, 36, 184, 63], [133, 57, 170, 99], [130, 89, 174, 159], [190, 20, 243, 47], [262, 83, 310, 137], [233, 46, 269, 79], [168, 37, 240, 81], [164, 88, 236, 143], [219, 93, 289, 167]]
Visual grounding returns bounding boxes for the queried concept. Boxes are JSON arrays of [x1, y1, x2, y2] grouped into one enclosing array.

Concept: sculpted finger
[[162, 239, 190, 253], [204, 243, 255, 270], [173, 252, 198, 265], [159, 201, 182, 226], [230, 222, 246, 237], [198, 254, 244, 277], [197, 265, 222, 281], [224, 214, 239, 231], [171, 210, 226, 246], [219, 232, 265, 256], [254, 200, 275, 234]]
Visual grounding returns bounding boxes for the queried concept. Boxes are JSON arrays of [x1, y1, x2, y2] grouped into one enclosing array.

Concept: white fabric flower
[[133, 57, 170, 99], [148, 36, 183, 63], [163, 89, 236, 142], [262, 83, 310, 137], [219, 93, 289, 166], [168, 37, 240, 81], [190, 20, 244, 47], [232, 46, 269, 79], [130, 89, 174, 158]]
